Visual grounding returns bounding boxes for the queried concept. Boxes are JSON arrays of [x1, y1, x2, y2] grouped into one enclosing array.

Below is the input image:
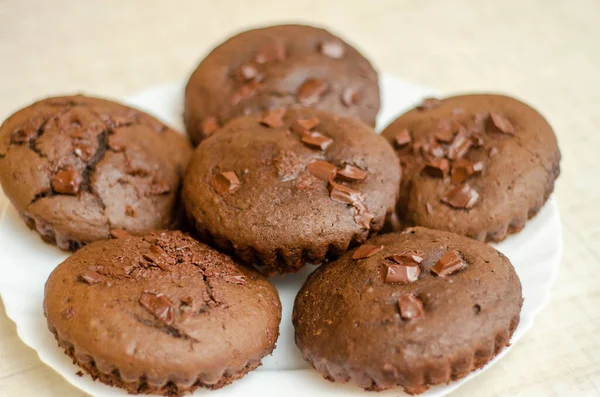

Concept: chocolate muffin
[[184, 24, 380, 145], [0, 95, 192, 250], [381, 94, 560, 242], [293, 227, 523, 394], [183, 108, 400, 275], [44, 231, 281, 395]]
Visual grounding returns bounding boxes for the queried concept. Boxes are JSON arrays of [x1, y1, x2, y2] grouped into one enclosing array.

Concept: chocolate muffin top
[[293, 227, 523, 394], [381, 94, 560, 242], [184, 24, 380, 145], [44, 231, 281, 395], [183, 108, 400, 275], [0, 95, 192, 250]]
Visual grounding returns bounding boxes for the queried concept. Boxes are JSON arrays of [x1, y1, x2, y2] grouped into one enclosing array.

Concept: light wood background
[[0, 1, 599, 396]]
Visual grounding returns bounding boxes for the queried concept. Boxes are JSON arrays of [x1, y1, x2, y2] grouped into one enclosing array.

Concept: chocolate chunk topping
[[291, 117, 320, 134], [352, 244, 384, 260], [143, 244, 175, 271], [341, 87, 360, 107], [385, 262, 421, 284], [139, 292, 174, 325], [490, 113, 515, 134], [386, 251, 424, 265], [231, 80, 262, 106], [301, 131, 333, 150], [394, 129, 412, 147], [73, 141, 95, 160], [212, 171, 240, 195], [125, 205, 135, 217], [432, 250, 466, 277], [447, 133, 472, 160], [51, 167, 82, 195], [434, 120, 455, 142], [61, 307, 75, 320], [297, 78, 329, 106], [260, 108, 286, 128], [398, 293, 424, 320], [307, 160, 337, 181], [79, 268, 103, 285], [201, 116, 220, 136], [110, 228, 131, 239], [417, 98, 441, 111], [354, 207, 374, 230], [328, 181, 362, 205], [441, 183, 479, 209], [425, 158, 450, 178], [235, 63, 261, 82], [451, 158, 475, 184], [254, 42, 286, 64], [337, 164, 368, 181], [319, 40, 345, 59]]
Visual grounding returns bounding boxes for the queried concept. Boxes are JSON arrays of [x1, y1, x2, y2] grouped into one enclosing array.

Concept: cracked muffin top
[[184, 24, 380, 145], [0, 95, 192, 251], [43, 230, 281, 394], [182, 107, 400, 275]]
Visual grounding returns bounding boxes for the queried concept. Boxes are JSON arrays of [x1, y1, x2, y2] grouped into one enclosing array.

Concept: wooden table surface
[[0, 1, 599, 396]]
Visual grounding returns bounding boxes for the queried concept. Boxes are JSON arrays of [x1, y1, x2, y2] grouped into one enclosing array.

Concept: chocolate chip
[[397, 293, 424, 320], [385, 262, 421, 284], [260, 108, 286, 128], [223, 274, 247, 285], [352, 244, 384, 260], [447, 133, 472, 160], [435, 120, 455, 143], [110, 228, 131, 239], [291, 117, 320, 134], [51, 167, 82, 195], [73, 142, 95, 160], [386, 251, 424, 265], [490, 113, 515, 134], [301, 131, 333, 150], [231, 80, 262, 106], [425, 158, 450, 178], [297, 78, 329, 106], [79, 269, 103, 285], [320, 40, 345, 59], [337, 164, 368, 181], [328, 181, 362, 205], [417, 98, 441, 111], [212, 171, 240, 195], [341, 87, 360, 107], [394, 129, 412, 147], [451, 158, 475, 184], [307, 160, 337, 181], [441, 183, 479, 209], [235, 63, 261, 82], [139, 292, 174, 325], [471, 133, 485, 147], [432, 250, 466, 277], [354, 206, 374, 230], [201, 116, 220, 136], [143, 244, 175, 271], [472, 161, 484, 173], [254, 42, 286, 64], [61, 307, 75, 320]]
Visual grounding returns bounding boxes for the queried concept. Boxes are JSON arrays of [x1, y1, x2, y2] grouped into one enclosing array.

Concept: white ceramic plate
[[0, 74, 562, 397]]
